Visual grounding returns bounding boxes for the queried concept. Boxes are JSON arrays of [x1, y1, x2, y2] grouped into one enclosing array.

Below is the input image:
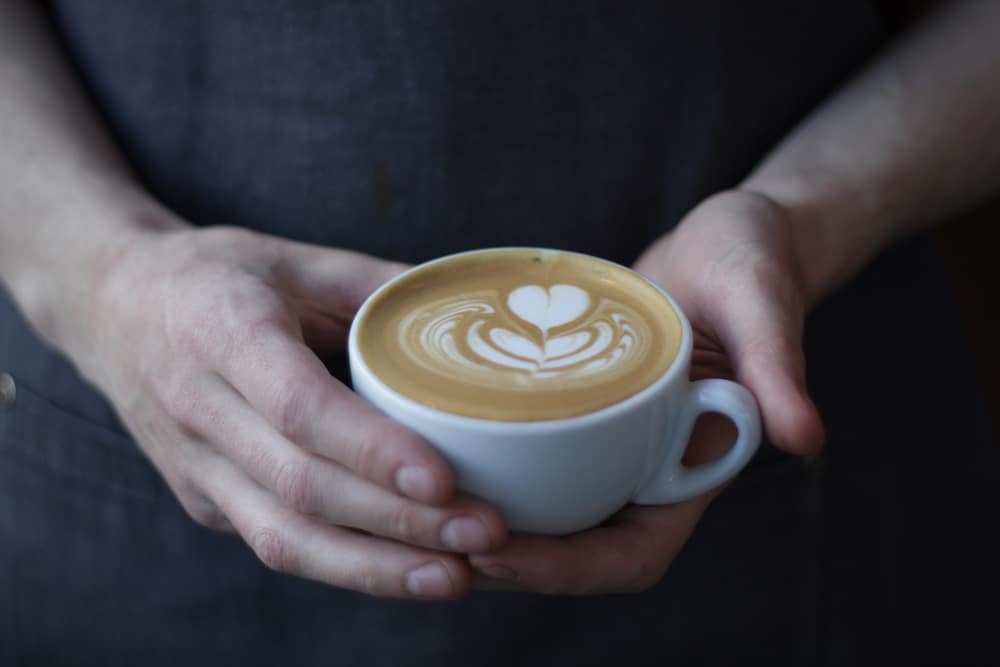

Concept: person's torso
[[49, 0, 883, 263], [6, 0, 889, 454]]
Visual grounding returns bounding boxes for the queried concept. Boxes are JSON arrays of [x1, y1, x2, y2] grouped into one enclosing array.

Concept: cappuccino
[[355, 249, 682, 421]]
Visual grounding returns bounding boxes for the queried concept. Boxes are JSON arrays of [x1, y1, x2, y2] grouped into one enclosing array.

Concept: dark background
[[939, 200, 1000, 417]]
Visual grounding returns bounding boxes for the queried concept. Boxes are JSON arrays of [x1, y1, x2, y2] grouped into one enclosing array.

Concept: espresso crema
[[355, 249, 683, 421]]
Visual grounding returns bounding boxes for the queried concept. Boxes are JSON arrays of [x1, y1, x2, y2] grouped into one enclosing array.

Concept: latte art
[[354, 249, 683, 421], [401, 284, 651, 389]]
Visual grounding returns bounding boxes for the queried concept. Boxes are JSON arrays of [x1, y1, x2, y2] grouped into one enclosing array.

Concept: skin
[[2, 1, 999, 598]]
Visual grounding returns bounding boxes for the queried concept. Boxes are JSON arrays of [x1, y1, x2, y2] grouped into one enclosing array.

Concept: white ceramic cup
[[348, 248, 761, 535]]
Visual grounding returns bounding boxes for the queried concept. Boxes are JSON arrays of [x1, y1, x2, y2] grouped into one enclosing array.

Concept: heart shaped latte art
[[507, 284, 590, 333], [396, 282, 651, 389]]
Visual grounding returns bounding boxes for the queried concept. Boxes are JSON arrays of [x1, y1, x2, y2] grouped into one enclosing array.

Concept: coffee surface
[[356, 249, 683, 421]]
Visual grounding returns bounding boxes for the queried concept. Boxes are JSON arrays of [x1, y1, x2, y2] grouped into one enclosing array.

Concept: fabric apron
[[2, 2, 996, 664]]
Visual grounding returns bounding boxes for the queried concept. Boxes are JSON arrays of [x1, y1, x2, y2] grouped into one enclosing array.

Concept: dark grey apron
[[2, 2, 995, 664]]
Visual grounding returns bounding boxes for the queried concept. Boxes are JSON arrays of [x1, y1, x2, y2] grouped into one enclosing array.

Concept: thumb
[[712, 294, 825, 457]]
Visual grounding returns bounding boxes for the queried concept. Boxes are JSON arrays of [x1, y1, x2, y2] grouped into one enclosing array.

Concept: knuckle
[[162, 441, 217, 495], [188, 310, 228, 359], [389, 504, 424, 544], [184, 497, 231, 531], [349, 418, 418, 482], [250, 527, 296, 574], [155, 372, 239, 444], [236, 311, 289, 350], [350, 424, 387, 481], [356, 564, 385, 597], [273, 460, 314, 514], [206, 225, 263, 253], [177, 284, 289, 368], [269, 379, 310, 440], [159, 373, 207, 433], [167, 476, 224, 530], [163, 293, 219, 352]]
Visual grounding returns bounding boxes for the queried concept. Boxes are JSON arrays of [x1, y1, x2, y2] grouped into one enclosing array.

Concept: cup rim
[[348, 247, 693, 432]]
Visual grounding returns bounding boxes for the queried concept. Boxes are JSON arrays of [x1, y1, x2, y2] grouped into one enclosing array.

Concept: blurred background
[[939, 200, 1000, 418]]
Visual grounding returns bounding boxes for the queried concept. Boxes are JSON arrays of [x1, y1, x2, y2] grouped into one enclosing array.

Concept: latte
[[354, 249, 683, 421]]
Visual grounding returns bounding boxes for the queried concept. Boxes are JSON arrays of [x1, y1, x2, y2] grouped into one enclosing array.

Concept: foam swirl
[[397, 284, 650, 389]]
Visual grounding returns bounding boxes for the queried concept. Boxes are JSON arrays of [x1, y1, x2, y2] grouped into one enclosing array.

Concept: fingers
[[174, 374, 506, 553], [717, 305, 824, 455], [637, 194, 825, 457], [278, 242, 407, 355], [690, 329, 734, 381], [708, 265, 825, 456], [210, 315, 456, 505], [469, 498, 712, 595], [274, 242, 409, 316], [200, 455, 472, 599], [732, 334, 825, 456]]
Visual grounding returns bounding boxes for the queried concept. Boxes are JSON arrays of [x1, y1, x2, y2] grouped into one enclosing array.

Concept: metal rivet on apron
[[0, 372, 15, 409]]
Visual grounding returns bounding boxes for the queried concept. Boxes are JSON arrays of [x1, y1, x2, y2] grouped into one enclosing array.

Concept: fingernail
[[405, 561, 454, 597], [441, 516, 491, 552], [473, 563, 518, 581], [396, 465, 436, 501]]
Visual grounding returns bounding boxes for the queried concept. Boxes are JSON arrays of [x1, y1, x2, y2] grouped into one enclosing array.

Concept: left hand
[[469, 190, 826, 594]]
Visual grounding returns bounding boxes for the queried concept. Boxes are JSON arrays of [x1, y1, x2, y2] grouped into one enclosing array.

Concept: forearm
[[741, 0, 1000, 303], [0, 1, 180, 348]]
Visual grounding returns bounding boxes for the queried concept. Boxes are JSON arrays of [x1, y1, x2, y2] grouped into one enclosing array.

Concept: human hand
[[469, 190, 824, 594], [77, 224, 507, 599]]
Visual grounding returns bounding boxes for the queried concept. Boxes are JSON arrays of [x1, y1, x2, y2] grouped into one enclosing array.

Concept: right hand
[[72, 223, 507, 599]]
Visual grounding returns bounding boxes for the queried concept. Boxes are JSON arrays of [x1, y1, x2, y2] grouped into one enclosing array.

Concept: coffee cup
[[348, 248, 760, 535]]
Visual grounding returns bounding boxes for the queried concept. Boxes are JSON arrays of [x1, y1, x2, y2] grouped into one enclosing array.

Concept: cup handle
[[632, 379, 761, 504]]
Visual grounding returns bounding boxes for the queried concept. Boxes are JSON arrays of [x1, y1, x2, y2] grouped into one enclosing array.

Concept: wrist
[[6, 194, 187, 359], [736, 179, 896, 308]]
